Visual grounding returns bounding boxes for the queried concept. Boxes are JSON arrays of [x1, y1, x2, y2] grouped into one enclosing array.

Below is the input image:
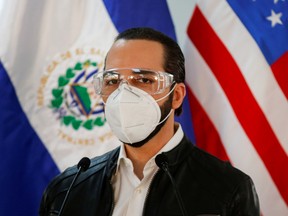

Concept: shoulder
[[190, 145, 250, 182], [39, 147, 120, 215], [190, 147, 259, 214], [175, 136, 251, 191], [174, 136, 259, 214], [43, 147, 120, 199], [186, 144, 256, 202]]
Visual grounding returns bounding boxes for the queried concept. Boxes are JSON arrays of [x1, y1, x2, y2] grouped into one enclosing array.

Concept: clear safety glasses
[[93, 68, 174, 96]]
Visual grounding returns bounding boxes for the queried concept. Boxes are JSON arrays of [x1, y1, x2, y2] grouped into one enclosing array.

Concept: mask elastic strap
[[153, 83, 176, 127], [155, 83, 177, 102], [157, 109, 174, 126]]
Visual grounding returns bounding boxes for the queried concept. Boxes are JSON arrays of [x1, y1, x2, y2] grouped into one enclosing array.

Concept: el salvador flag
[[0, 1, 194, 215]]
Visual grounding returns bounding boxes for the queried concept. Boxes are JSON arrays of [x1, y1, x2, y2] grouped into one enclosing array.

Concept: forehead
[[105, 39, 164, 71]]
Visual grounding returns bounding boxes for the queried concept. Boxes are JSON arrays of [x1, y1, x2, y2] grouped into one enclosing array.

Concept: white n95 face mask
[[105, 84, 173, 144]]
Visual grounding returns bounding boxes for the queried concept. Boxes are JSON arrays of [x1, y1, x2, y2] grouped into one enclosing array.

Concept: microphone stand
[[58, 157, 90, 216], [156, 154, 188, 216]]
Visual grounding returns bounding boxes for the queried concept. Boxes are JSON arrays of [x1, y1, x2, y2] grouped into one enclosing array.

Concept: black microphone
[[58, 157, 91, 216], [155, 154, 188, 216]]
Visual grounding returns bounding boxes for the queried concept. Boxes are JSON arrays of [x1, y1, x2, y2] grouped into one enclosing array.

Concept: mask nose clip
[[119, 79, 128, 86], [119, 79, 133, 92]]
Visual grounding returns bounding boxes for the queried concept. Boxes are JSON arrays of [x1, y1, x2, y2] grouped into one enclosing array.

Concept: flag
[[0, 1, 194, 215], [185, 0, 288, 215]]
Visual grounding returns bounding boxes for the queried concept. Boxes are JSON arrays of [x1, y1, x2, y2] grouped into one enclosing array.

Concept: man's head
[[96, 27, 186, 146], [105, 27, 185, 115]]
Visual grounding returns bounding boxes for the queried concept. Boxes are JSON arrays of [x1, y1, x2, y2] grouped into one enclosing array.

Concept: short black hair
[[113, 27, 185, 116]]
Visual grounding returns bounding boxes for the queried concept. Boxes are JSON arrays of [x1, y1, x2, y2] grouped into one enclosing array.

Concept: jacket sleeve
[[38, 187, 51, 216], [39, 195, 49, 216], [228, 176, 260, 216], [38, 167, 79, 216], [38, 182, 59, 216]]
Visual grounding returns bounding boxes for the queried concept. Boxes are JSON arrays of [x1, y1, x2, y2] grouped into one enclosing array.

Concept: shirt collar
[[115, 123, 184, 173]]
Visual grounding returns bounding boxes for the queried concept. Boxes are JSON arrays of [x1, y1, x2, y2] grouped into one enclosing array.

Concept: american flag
[[185, 0, 288, 215]]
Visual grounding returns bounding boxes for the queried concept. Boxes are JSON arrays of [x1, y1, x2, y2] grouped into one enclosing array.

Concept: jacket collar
[[160, 135, 194, 168], [106, 134, 194, 179]]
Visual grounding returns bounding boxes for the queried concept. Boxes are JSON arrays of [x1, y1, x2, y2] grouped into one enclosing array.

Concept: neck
[[124, 116, 175, 179]]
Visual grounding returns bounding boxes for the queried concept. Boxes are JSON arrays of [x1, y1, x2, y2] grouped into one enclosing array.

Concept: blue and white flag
[[0, 1, 194, 215]]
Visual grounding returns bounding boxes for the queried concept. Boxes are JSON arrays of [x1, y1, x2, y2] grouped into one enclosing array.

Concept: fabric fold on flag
[[0, 1, 195, 215], [0, 61, 60, 215]]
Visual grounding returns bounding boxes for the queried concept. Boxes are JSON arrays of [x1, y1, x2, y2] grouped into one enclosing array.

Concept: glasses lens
[[94, 69, 174, 96], [129, 69, 159, 94], [102, 71, 121, 95], [93, 73, 103, 95]]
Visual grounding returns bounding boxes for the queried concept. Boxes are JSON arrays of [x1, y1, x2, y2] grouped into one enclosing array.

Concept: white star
[[266, 10, 283, 27], [274, 0, 279, 3]]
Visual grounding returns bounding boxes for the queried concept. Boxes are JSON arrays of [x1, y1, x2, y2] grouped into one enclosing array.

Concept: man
[[39, 27, 260, 216]]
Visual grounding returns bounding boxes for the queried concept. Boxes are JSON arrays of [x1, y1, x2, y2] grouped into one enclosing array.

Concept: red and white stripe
[[185, 0, 288, 215]]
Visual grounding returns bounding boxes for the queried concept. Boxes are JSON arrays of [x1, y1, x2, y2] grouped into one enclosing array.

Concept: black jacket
[[39, 136, 260, 216]]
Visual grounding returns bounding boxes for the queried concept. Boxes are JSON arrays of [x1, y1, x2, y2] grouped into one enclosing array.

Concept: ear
[[172, 83, 186, 110]]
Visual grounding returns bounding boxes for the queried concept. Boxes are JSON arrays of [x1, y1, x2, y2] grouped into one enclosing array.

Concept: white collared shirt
[[111, 124, 184, 216]]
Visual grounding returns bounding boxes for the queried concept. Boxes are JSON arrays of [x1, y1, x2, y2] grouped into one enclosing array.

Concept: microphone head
[[77, 157, 91, 172], [155, 154, 169, 169]]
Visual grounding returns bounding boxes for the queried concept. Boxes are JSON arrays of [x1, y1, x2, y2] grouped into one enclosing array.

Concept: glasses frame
[[93, 68, 174, 96]]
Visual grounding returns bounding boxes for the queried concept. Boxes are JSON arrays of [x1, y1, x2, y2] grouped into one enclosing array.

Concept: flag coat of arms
[[0, 0, 193, 215]]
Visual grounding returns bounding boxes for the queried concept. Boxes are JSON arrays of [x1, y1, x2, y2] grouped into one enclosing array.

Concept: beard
[[124, 91, 174, 148]]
